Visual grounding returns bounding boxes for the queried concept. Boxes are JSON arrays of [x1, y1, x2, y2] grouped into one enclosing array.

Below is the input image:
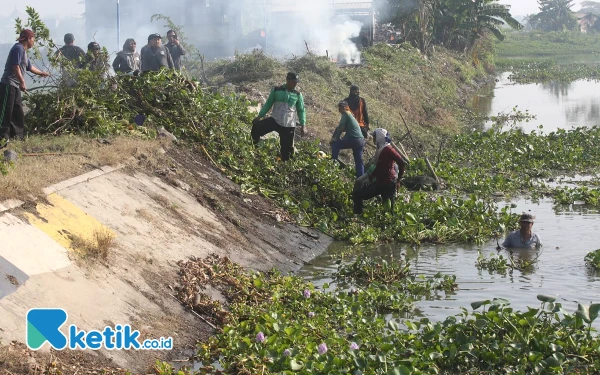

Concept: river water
[[298, 69, 600, 323]]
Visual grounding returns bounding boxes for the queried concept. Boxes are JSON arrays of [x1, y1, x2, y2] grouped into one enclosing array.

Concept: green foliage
[[334, 254, 411, 284], [551, 186, 600, 206], [529, 0, 578, 32], [439, 118, 600, 198], [495, 30, 600, 57], [497, 59, 600, 83], [14, 6, 56, 60], [206, 50, 282, 84], [159, 257, 600, 375], [376, 0, 521, 54], [476, 251, 510, 274], [585, 249, 600, 269]]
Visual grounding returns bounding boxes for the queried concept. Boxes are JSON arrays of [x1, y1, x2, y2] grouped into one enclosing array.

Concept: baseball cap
[[148, 33, 162, 42], [338, 100, 349, 107], [519, 213, 534, 223], [286, 72, 300, 82], [17, 29, 35, 42], [87, 42, 100, 51]]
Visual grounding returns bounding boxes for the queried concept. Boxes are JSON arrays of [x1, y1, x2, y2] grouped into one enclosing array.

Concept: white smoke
[[260, 0, 364, 63]]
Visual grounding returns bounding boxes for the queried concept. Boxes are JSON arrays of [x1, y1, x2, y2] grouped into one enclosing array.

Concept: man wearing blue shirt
[[502, 213, 542, 249], [0, 29, 50, 145]]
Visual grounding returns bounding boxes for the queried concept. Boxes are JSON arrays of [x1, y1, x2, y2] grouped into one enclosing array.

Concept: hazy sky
[[0, 0, 587, 19]]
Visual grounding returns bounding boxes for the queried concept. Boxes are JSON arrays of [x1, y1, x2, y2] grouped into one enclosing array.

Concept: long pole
[[117, 0, 120, 51]]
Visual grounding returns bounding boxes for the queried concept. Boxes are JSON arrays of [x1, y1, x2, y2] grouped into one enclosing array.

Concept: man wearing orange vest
[[344, 84, 370, 138]]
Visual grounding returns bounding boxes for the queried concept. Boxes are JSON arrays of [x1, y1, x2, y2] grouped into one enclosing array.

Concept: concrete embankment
[[0, 148, 331, 373]]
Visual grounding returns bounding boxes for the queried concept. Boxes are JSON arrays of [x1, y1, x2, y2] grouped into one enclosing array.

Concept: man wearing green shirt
[[252, 72, 307, 161]]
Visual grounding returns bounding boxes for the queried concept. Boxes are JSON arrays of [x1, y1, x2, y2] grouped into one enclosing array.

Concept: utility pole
[[117, 0, 121, 51]]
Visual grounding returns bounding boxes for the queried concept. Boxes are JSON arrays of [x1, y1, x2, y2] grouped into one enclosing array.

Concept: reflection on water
[[298, 198, 600, 326], [471, 72, 600, 133]]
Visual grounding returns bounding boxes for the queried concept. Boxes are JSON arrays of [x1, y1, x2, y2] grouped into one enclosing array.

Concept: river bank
[[0, 138, 331, 374], [1, 42, 498, 374]]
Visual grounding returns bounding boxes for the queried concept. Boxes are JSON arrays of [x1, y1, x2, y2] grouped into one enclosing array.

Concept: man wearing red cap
[[0, 29, 50, 145]]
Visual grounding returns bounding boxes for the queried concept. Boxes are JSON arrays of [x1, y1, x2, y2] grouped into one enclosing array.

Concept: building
[[576, 12, 599, 33]]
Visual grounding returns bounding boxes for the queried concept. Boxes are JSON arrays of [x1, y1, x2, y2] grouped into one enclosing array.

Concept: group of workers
[[252, 72, 542, 250], [0, 28, 185, 145], [54, 31, 185, 76], [1, 30, 542, 250], [252, 71, 407, 217]]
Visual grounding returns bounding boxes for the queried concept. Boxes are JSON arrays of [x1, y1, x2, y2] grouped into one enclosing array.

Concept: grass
[[0, 135, 167, 201], [205, 43, 491, 153], [70, 228, 116, 261], [495, 30, 600, 58]]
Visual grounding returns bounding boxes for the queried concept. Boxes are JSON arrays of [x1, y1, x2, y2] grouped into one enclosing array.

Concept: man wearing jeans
[[330, 100, 364, 177], [251, 72, 307, 161], [0, 29, 50, 146]]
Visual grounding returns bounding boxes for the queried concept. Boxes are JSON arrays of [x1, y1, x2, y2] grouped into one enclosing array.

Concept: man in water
[[502, 213, 542, 249]]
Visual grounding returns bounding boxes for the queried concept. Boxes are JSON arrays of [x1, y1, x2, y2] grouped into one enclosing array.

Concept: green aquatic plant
[[497, 59, 600, 84], [585, 249, 600, 270], [156, 257, 600, 375], [439, 124, 600, 198], [551, 186, 600, 207], [495, 30, 600, 58], [476, 251, 510, 274]]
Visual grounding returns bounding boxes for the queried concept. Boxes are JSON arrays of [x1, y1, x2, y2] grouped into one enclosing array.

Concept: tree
[[375, 0, 521, 53], [438, 0, 522, 50], [529, 0, 578, 32], [579, 1, 600, 15]]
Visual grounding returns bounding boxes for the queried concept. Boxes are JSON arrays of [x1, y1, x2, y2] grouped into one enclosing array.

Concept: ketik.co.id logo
[[26, 308, 172, 350]]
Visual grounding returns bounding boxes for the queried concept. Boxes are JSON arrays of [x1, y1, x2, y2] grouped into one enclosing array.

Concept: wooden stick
[[391, 141, 410, 165], [22, 152, 88, 157], [169, 293, 218, 330], [200, 144, 225, 172], [425, 156, 441, 185], [398, 111, 422, 158]]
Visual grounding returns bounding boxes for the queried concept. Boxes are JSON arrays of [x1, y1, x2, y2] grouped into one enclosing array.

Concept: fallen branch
[[200, 144, 225, 172], [168, 293, 218, 330], [22, 152, 89, 157]]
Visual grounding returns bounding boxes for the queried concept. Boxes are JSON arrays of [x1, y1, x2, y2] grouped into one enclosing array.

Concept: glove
[[355, 173, 370, 189], [252, 116, 261, 126]]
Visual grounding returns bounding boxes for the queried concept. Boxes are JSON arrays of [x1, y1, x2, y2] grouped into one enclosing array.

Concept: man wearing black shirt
[[55, 33, 85, 68]]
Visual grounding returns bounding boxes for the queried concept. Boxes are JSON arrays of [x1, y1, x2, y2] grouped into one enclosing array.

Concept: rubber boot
[[383, 198, 391, 212]]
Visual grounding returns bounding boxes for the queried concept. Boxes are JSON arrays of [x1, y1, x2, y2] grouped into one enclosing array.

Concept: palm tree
[[529, 0, 577, 32], [436, 0, 523, 50]]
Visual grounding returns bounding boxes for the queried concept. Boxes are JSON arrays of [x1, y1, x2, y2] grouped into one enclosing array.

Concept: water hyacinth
[[350, 342, 359, 350], [255, 332, 265, 343], [283, 348, 292, 356], [318, 343, 328, 355], [303, 289, 311, 298], [308, 311, 315, 318]]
